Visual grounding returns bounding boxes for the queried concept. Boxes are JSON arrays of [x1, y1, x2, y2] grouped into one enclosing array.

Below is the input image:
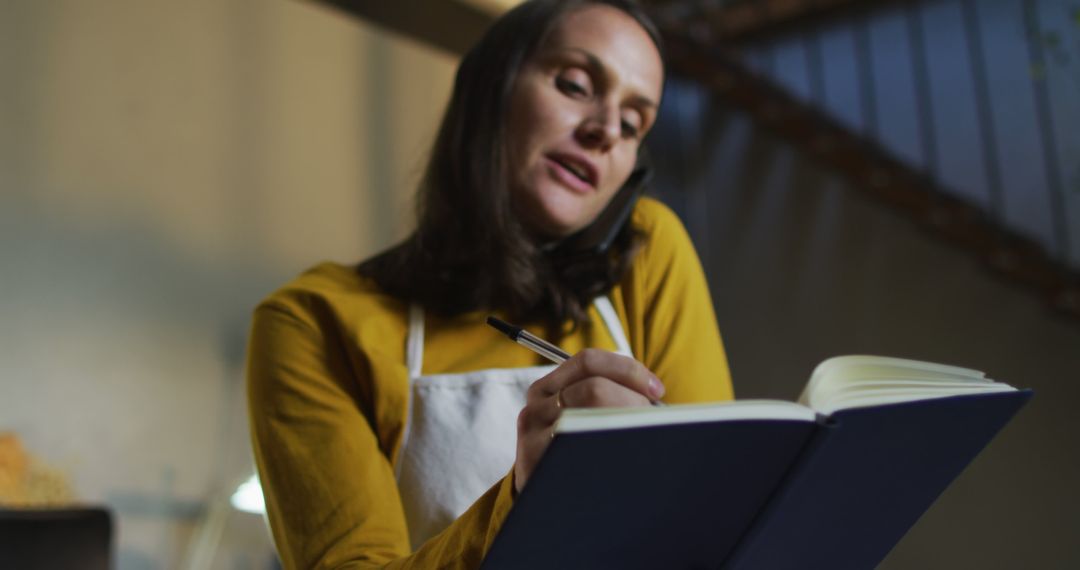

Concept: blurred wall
[[0, 0, 456, 567]]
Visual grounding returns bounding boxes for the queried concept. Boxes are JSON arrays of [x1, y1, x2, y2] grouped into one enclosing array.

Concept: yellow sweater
[[247, 197, 734, 569]]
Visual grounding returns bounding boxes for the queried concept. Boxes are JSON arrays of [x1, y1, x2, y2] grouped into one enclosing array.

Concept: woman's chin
[[515, 201, 583, 238], [527, 213, 587, 241]]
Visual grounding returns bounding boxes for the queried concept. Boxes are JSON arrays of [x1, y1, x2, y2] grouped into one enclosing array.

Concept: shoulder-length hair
[[359, 0, 662, 333]]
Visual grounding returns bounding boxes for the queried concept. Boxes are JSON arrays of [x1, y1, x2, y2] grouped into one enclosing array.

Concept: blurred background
[[1, 0, 1078, 568]]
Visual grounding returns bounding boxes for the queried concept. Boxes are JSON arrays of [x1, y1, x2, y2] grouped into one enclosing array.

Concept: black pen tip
[[486, 316, 520, 339]]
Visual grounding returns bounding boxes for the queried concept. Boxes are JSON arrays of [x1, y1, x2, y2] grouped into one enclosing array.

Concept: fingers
[[559, 377, 652, 409], [520, 349, 662, 430], [514, 350, 662, 493], [518, 388, 563, 431], [532, 348, 665, 402]]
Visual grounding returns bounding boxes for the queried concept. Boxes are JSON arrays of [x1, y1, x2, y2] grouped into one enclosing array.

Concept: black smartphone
[[555, 150, 653, 257]]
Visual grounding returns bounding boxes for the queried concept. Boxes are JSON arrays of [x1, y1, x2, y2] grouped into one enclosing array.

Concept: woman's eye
[[556, 77, 586, 95], [556, 73, 591, 97], [621, 119, 640, 139]]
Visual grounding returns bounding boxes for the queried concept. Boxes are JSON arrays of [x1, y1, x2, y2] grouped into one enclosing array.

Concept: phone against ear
[[557, 151, 653, 257]]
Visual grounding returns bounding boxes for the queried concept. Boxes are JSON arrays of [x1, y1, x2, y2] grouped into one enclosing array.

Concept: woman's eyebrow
[[559, 47, 658, 110]]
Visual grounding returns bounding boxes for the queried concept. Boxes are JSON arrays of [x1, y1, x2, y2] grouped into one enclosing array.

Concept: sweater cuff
[[483, 469, 517, 551]]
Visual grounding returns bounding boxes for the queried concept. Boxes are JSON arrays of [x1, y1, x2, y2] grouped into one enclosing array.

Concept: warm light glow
[[458, 0, 524, 16], [230, 474, 265, 515]]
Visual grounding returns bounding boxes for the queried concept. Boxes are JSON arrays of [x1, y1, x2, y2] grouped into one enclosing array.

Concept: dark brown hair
[[359, 0, 662, 333]]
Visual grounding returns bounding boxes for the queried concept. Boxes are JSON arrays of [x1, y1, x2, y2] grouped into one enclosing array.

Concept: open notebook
[[481, 355, 1031, 570], [557, 355, 1017, 432]]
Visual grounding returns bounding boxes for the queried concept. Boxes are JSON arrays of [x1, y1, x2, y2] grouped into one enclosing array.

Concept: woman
[[247, 1, 734, 568]]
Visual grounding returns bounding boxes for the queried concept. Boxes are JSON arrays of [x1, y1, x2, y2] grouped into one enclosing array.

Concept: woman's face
[[506, 4, 663, 239]]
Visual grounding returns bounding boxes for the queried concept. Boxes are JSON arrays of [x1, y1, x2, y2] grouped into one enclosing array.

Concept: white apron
[[394, 297, 633, 550]]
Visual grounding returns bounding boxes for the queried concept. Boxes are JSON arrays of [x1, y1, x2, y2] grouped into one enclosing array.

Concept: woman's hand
[[513, 348, 665, 493]]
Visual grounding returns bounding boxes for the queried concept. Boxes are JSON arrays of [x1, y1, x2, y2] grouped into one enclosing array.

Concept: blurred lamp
[[230, 474, 265, 515]]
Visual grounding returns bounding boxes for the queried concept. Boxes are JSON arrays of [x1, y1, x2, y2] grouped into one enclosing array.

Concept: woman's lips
[[544, 154, 597, 194]]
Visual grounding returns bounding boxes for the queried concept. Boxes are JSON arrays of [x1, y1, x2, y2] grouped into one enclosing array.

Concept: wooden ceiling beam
[[662, 33, 1080, 320], [647, 0, 912, 44]]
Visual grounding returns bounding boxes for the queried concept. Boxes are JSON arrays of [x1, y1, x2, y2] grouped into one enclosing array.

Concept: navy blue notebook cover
[[480, 389, 1031, 570]]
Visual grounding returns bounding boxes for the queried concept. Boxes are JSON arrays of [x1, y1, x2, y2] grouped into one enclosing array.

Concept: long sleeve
[[247, 300, 516, 569], [621, 198, 734, 403]]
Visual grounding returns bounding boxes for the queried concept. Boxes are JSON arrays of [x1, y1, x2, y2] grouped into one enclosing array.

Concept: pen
[[486, 316, 664, 406], [486, 316, 571, 364]]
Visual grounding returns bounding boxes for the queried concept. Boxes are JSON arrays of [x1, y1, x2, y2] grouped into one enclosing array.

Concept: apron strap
[[406, 304, 425, 378], [593, 296, 633, 357], [406, 297, 631, 377]]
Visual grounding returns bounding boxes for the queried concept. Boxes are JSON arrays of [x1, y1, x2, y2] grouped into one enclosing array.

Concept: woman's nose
[[575, 105, 620, 149]]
